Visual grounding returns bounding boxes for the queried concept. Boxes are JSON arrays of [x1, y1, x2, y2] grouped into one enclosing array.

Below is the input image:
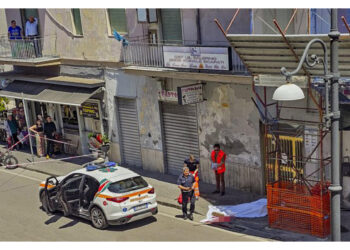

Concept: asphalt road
[[0, 168, 268, 241]]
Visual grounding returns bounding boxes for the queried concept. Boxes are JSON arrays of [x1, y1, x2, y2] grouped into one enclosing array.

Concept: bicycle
[[0, 149, 19, 169]]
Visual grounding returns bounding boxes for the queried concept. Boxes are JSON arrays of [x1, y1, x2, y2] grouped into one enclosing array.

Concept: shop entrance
[[161, 102, 200, 176], [116, 98, 142, 168]]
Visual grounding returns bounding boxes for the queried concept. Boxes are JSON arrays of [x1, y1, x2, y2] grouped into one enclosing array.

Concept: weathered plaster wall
[[166, 78, 262, 193], [3, 9, 124, 62], [105, 69, 165, 172]]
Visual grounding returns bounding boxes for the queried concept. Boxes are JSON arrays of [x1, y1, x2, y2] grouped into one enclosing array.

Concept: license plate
[[134, 203, 148, 211]]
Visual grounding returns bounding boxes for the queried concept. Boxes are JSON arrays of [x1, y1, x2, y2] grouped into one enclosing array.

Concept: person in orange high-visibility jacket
[[211, 143, 226, 196]]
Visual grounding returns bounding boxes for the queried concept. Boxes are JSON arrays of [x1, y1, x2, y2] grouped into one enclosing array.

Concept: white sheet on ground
[[200, 198, 267, 223]]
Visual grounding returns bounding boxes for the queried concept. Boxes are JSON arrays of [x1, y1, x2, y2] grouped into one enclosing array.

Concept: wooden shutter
[[108, 9, 127, 33], [72, 9, 83, 35], [160, 9, 182, 44]]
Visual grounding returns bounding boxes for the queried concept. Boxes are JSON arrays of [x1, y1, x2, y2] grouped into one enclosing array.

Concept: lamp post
[[272, 9, 342, 241]]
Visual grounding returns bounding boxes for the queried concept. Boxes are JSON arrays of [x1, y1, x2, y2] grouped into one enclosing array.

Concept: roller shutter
[[117, 98, 142, 168], [161, 102, 199, 175]]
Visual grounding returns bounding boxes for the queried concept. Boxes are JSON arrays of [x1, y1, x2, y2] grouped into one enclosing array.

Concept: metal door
[[161, 102, 199, 175], [117, 98, 142, 168]]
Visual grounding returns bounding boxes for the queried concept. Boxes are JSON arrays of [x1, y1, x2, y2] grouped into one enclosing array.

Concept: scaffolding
[[213, 9, 340, 237]]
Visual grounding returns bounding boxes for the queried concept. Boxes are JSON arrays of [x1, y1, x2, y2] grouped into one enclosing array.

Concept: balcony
[[122, 42, 248, 75], [0, 35, 60, 67]]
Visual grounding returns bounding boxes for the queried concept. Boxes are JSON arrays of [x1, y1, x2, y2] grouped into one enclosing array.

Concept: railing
[[122, 42, 248, 74], [0, 35, 57, 60], [122, 43, 164, 67]]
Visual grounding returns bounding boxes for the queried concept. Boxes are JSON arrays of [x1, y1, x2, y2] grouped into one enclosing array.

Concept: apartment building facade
[[0, 8, 340, 194]]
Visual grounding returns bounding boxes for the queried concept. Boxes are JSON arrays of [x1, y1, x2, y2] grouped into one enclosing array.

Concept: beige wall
[[4, 9, 124, 62]]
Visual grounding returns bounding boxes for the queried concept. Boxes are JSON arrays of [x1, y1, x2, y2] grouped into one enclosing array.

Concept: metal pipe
[[329, 8, 342, 242], [225, 9, 240, 35], [341, 16, 350, 33], [283, 9, 298, 34]]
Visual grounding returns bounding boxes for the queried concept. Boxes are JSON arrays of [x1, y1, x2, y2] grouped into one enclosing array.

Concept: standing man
[[8, 20, 23, 58], [44, 116, 56, 159], [211, 143, 226, 196], [177, 166, 196, 220], [184, 155, 200, 199], [25, 16, 41, 57]]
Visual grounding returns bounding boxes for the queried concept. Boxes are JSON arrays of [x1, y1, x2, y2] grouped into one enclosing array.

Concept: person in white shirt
[[25, 16, 41, 57]]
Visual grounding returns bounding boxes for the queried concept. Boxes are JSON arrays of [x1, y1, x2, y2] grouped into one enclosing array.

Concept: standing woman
[[29, 119, 44, 157]]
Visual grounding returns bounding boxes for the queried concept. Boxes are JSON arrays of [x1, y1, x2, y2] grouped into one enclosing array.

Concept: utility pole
[[328, 8, 342, 241]]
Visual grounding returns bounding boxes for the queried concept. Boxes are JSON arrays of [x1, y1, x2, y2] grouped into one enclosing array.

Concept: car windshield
[[108, 176, 148, 193]]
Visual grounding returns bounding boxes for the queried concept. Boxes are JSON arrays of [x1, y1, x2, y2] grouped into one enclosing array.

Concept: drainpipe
[[197, 9, 201, 45]]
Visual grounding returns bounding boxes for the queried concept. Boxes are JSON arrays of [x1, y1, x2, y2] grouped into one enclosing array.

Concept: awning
[[227, 34, 350, 77], [0, 81, 101, 106]]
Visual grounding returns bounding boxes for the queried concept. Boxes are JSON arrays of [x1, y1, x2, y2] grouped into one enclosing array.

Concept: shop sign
[[163, 46, 230, 71], [79, 102, 99, 120], [177, 84, 204, 105], [158, 90, 178, 102]]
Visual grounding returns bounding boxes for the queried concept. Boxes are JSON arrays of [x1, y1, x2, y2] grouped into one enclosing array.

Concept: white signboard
[[158, 90, 178, 102], [163, 46, 230, 71], [304, 126, 319, 163], [177, 84, 204, 105]]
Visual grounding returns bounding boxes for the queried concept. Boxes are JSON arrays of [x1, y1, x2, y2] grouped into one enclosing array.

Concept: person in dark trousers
[[44, 116, 56, 158], [177, 166, 196, 220], [5, 114, 20, 150], [184, 155, 200, 199], [211, 143, 226, 196]]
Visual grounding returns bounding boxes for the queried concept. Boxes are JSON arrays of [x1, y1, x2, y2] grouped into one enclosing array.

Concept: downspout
[[196, 9, 201, 45]]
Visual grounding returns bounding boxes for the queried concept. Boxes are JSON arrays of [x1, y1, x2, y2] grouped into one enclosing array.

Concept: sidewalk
[[5, 147, 350, 241]]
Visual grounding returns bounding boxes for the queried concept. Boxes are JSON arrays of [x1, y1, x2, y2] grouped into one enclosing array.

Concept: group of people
[[177, 143, 226, 221], [7, 16, 41, 57], [5, 114, 57, 158]]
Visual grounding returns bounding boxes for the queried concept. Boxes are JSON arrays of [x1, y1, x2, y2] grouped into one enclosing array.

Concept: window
[[61, 105, 78, 131], [71, 9, 83, 35], [108, 176, 148, 193], [137, 9, 158, 23], [20, 9, 40, 35], [160, 9, 182, 44], [107, 9, 127, 34]]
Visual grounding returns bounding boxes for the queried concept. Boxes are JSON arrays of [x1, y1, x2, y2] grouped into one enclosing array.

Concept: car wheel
[[91, 207, 108, 230], [40, 191, 55, 214]]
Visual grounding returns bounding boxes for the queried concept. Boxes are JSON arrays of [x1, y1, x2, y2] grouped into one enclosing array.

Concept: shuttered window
[[72, 9, 83, 35], [108, 9, 127, 34], [160, 9, 182, 44]]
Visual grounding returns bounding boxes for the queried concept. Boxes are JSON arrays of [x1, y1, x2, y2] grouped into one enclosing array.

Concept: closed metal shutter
[[117, 98, 142, 168], [161, 103, 199, 176], [160, 9, 182, 44]]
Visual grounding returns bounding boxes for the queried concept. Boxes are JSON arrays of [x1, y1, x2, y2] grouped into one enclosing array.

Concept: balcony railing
[[122, 42, 248, 74], [0, 35, 57, 60]]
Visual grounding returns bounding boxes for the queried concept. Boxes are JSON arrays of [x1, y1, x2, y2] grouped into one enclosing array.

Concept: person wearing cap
[[177, 166, 196, 220]]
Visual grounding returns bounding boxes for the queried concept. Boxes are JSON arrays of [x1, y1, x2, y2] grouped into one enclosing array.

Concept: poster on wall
[[163, 46, 231, 71], [79, 102, 100, 120], [158, 90, 178, 102], [177, 84, 204, 105]]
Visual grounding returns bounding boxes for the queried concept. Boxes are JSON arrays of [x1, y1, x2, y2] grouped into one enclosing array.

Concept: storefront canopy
[[227, 34, 350, 77], [0, 81, 101, 106]]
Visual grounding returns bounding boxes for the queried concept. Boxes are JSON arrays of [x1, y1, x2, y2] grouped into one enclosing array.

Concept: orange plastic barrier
[[267, 181, 330, 238]]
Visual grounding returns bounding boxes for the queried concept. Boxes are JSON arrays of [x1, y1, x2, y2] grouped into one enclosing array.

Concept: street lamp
[[272, 9, 342, 241]]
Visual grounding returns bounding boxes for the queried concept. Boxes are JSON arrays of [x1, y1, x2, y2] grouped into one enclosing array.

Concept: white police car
[[39, 162, 157, 229]]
